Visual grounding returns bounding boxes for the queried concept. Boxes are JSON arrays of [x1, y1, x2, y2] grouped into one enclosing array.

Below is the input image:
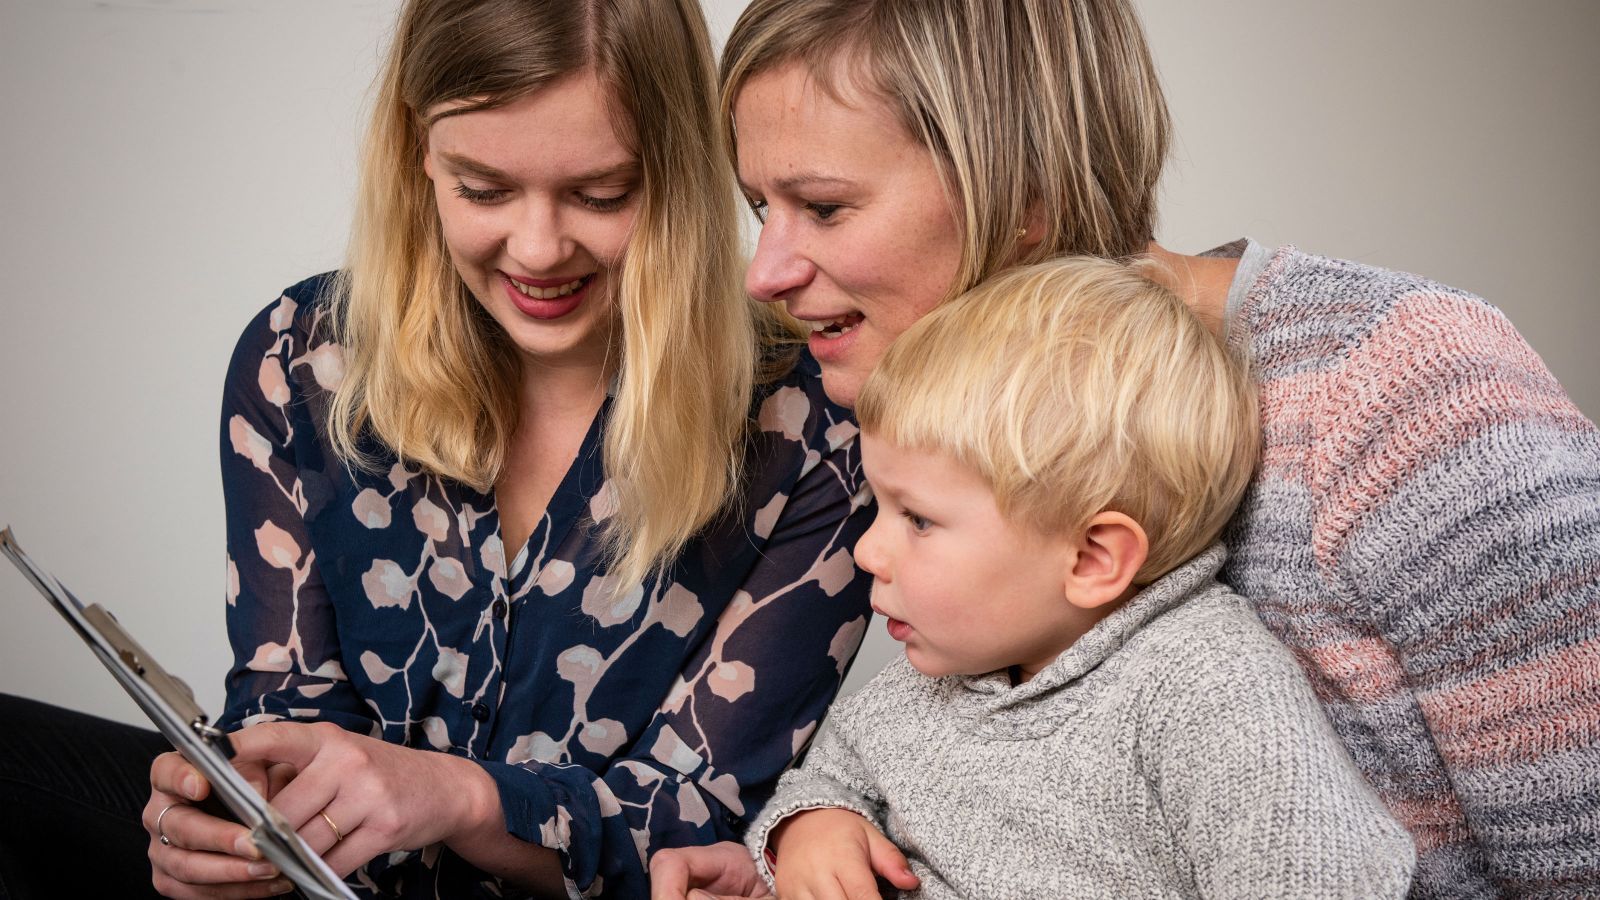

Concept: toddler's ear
[[1063, 512, 1147, 610]]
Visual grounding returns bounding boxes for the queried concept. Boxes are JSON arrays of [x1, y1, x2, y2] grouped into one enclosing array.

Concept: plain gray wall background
[[1, 0, 1596, 727]]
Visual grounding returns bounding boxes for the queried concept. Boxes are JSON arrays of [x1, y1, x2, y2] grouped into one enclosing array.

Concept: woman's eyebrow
[[572, 161, 642, 182], [439, 152, 508, 181], [740, 171, 858, 195]]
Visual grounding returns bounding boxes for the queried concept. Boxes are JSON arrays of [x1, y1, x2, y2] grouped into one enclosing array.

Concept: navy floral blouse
[[217, 274, 874, 898]]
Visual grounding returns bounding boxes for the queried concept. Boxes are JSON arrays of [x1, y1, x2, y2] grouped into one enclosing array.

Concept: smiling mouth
[[507, 274, 591, 300], [809, 312, 864, 338]]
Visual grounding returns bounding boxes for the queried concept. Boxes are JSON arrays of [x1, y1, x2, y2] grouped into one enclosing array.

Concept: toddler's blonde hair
[[856, 257, 1259, 583]]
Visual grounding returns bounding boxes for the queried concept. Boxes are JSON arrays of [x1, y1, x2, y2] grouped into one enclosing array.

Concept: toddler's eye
[[902, 510, 931, 533]]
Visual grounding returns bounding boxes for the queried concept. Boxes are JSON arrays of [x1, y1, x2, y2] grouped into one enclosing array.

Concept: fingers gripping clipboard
[[1, 528, 359, 900]]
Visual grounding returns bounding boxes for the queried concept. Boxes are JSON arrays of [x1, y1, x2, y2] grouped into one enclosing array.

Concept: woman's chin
[[818, 366, 866, 409]]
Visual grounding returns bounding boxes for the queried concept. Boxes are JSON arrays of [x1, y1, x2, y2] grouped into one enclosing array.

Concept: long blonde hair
[[330, 0, 754, 589], [857, 258, 1258, 584], [722, 0, 1171, 301]]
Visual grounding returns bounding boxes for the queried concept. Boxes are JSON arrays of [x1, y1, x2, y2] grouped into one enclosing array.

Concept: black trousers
[[0, 693, 171, 899]]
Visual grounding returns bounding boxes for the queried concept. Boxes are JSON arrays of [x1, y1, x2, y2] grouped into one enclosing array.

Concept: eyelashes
[[451, 182, 633, 212], [577, 192, 631, 212], [741, 198, 843, 224], [454, 182, 507, 204]]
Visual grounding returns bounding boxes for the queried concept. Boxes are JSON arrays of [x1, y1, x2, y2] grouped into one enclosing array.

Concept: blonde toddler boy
[[745, 258, 1416, 898]]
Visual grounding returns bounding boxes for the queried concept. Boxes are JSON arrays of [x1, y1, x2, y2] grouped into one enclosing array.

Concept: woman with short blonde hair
[[651, 0, 1600, 896], [721, 0, 1170, 303]]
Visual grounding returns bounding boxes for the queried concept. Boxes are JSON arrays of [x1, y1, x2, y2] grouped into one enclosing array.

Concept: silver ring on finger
[[155, 802, 180, 847]]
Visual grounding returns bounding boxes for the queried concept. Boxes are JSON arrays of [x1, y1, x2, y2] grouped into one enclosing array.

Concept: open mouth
[[506, 273, 593, 299], [809, 312, 864, 338]]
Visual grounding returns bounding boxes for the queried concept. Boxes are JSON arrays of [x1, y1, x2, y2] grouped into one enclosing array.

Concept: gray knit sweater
[[747, 545, 1416, 898]]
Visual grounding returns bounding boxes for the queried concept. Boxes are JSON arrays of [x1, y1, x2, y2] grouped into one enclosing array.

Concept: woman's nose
[[505, 202, 573, 273], [744, 218, 815, 302]]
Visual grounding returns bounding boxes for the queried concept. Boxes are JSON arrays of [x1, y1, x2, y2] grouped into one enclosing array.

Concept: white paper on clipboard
[[1, 527, 359, 900]]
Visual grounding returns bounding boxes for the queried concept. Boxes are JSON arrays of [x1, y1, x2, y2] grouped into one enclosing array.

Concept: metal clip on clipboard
[[1, 527, 358, 900]]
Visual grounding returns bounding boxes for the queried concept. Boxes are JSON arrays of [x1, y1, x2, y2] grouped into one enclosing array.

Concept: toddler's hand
[[768, 808, 919, 900]]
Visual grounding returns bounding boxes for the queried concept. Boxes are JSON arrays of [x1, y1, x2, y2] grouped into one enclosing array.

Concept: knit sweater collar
[[950, 543, 1229, 739]]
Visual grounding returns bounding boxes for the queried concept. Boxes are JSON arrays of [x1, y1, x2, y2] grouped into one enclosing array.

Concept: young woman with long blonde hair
[[0, 1, 871, 898]]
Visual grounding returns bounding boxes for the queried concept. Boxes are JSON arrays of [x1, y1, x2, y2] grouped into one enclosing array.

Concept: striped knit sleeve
[[1316, 283, 1600, 893]]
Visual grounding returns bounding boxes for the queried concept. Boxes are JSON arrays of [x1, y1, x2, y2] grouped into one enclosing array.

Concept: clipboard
[[1, 527, 359, 900]]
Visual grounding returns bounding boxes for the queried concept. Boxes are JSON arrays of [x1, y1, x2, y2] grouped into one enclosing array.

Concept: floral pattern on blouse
[[217, 274, 874, 899]]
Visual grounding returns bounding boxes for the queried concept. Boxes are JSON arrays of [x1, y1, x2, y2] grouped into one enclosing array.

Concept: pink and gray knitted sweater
[[1218, 242, 1600, 897]]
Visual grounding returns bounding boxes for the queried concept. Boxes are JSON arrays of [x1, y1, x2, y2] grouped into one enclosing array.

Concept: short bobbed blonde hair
[[721, 0, 1171, 302], [330, 0, 755, 589], [856, 258, 1259, 584]]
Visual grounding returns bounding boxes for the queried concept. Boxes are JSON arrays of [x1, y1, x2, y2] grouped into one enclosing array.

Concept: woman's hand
[[225, 721, 494, 878], [768, 808, 919, 900], [144, 749, 297, 898], [648, 841, 772, 900]]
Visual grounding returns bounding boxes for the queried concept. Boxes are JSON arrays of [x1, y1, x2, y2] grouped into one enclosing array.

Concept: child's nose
[[854, 516, 889, 580]]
